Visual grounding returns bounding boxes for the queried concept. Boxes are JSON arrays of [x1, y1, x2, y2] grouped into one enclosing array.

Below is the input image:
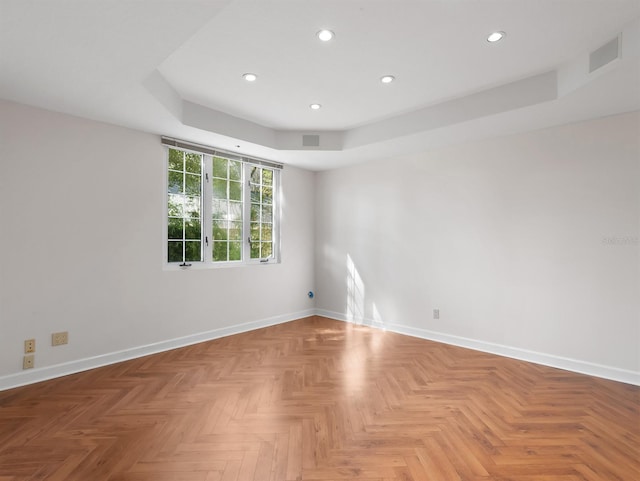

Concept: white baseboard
[[0, 309, 316, 391], [3, 308, 637, 390], [315, 309, 640, 386]]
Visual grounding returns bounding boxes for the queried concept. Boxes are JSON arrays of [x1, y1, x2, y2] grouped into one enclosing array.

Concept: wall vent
[[302, 134, 320, 147], [589, 36, 620, 73]]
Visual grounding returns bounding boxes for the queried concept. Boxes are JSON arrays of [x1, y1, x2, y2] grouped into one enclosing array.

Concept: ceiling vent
[[302, 134, 320, 147], [589, 36, 620, 73]]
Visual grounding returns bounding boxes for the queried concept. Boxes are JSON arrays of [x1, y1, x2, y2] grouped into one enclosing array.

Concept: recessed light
[[310, 103, 322, 110], [487, 31, 505, 43], [317, 29, 334, 42], [380, 75, 395, 84], [242, 73, 257, 82]]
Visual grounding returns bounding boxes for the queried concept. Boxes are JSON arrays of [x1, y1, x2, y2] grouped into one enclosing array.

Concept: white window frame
[[163, 144, 281, 269]]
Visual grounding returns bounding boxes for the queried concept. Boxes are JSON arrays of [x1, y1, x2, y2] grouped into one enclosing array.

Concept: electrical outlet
[[23, 354, 35, 369], [433, 309, 440, 320], [24, 339, 36, 353], [52, 331, 68, 346]]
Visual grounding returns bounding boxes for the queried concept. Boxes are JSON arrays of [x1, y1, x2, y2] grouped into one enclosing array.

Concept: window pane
[[213, 220, 228, 240], [213, 179, 227, 199], [250, 166, 260, 183], [185, 174, 200, 196], [168, 217, 183, 239], [185, 196, 201, 219], [263, 169, 273, 186], [251, 203, 260, 222], [212, 200, 227, 219], [213, 157, 228, 178], [185, 153, 201, 174], [229, 221, 242, 240], [261, 224, 272, 242], [250, 184, 260, 203], [262, 187, 273, 205], [261, 242, 272, 258], [168, 149, 183, 171], [168, 171, 183, 194], [250, 243, 260, 259], [168, 194, 184, 217], [184, 219, 201, 240], [184, 241, 201, 261], [229, 181, 242, 201], [168, 241, 183, 262], [261, 204, 272, 222], [213, 241, 228, 261], [228, 201, 242, 221], [229, 242, 242, 261], [250, 223, 260, 241], [229, 160, 242, 181]]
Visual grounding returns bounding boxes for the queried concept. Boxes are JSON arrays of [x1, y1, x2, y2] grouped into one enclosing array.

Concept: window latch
[[260, 258, 269, 263], [247, 236, 252, 245], [205, 236, 209, 246], [179, 262, 192, 267]]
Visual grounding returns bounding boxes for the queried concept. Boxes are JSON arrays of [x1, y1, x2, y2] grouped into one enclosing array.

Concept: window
[[211, 156, 243, 262], [167, 149, 203, 263], [249, 165, 275, 260], [164, 141, 281, 266]]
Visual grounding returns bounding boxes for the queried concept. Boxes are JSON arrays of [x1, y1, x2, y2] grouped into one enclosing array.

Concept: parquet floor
[[0, 316, 638, 481]]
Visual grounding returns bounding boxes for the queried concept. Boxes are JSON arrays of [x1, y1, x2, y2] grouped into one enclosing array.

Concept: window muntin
[[165, 147, 279, 266]]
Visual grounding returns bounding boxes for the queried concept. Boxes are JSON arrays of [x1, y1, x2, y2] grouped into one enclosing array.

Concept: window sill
[[163, 260, 280, 271]]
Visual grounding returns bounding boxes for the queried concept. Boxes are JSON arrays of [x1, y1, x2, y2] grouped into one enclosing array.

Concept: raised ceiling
[[1, 0, 639, 170]]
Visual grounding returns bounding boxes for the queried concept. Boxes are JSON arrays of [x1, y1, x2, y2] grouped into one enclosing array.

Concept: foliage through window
[[250, 166, 274, 260], [166, 147, 280, 265], [167, 149, 202, 263]]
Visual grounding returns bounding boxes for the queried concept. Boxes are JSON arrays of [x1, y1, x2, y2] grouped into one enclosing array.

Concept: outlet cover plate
[[52, 331, 68, 346], [24, 339, 36, 353], [23, 354, 35, 369]]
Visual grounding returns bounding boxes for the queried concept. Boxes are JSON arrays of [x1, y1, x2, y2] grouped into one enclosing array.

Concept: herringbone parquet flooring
[[0, 316, 638, 480]]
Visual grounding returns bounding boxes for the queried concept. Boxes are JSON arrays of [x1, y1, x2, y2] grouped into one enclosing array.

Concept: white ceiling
[[1, 0, 639, 170]]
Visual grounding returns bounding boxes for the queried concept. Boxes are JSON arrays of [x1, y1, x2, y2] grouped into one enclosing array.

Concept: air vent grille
[[302, 134, 320, 147], [589, 36, 620, 73]]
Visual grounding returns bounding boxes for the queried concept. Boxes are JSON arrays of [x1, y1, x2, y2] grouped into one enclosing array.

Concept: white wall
[[0, 100, 316, 385], [1, 100, 638, 388], [315, 112, 640, 380]]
